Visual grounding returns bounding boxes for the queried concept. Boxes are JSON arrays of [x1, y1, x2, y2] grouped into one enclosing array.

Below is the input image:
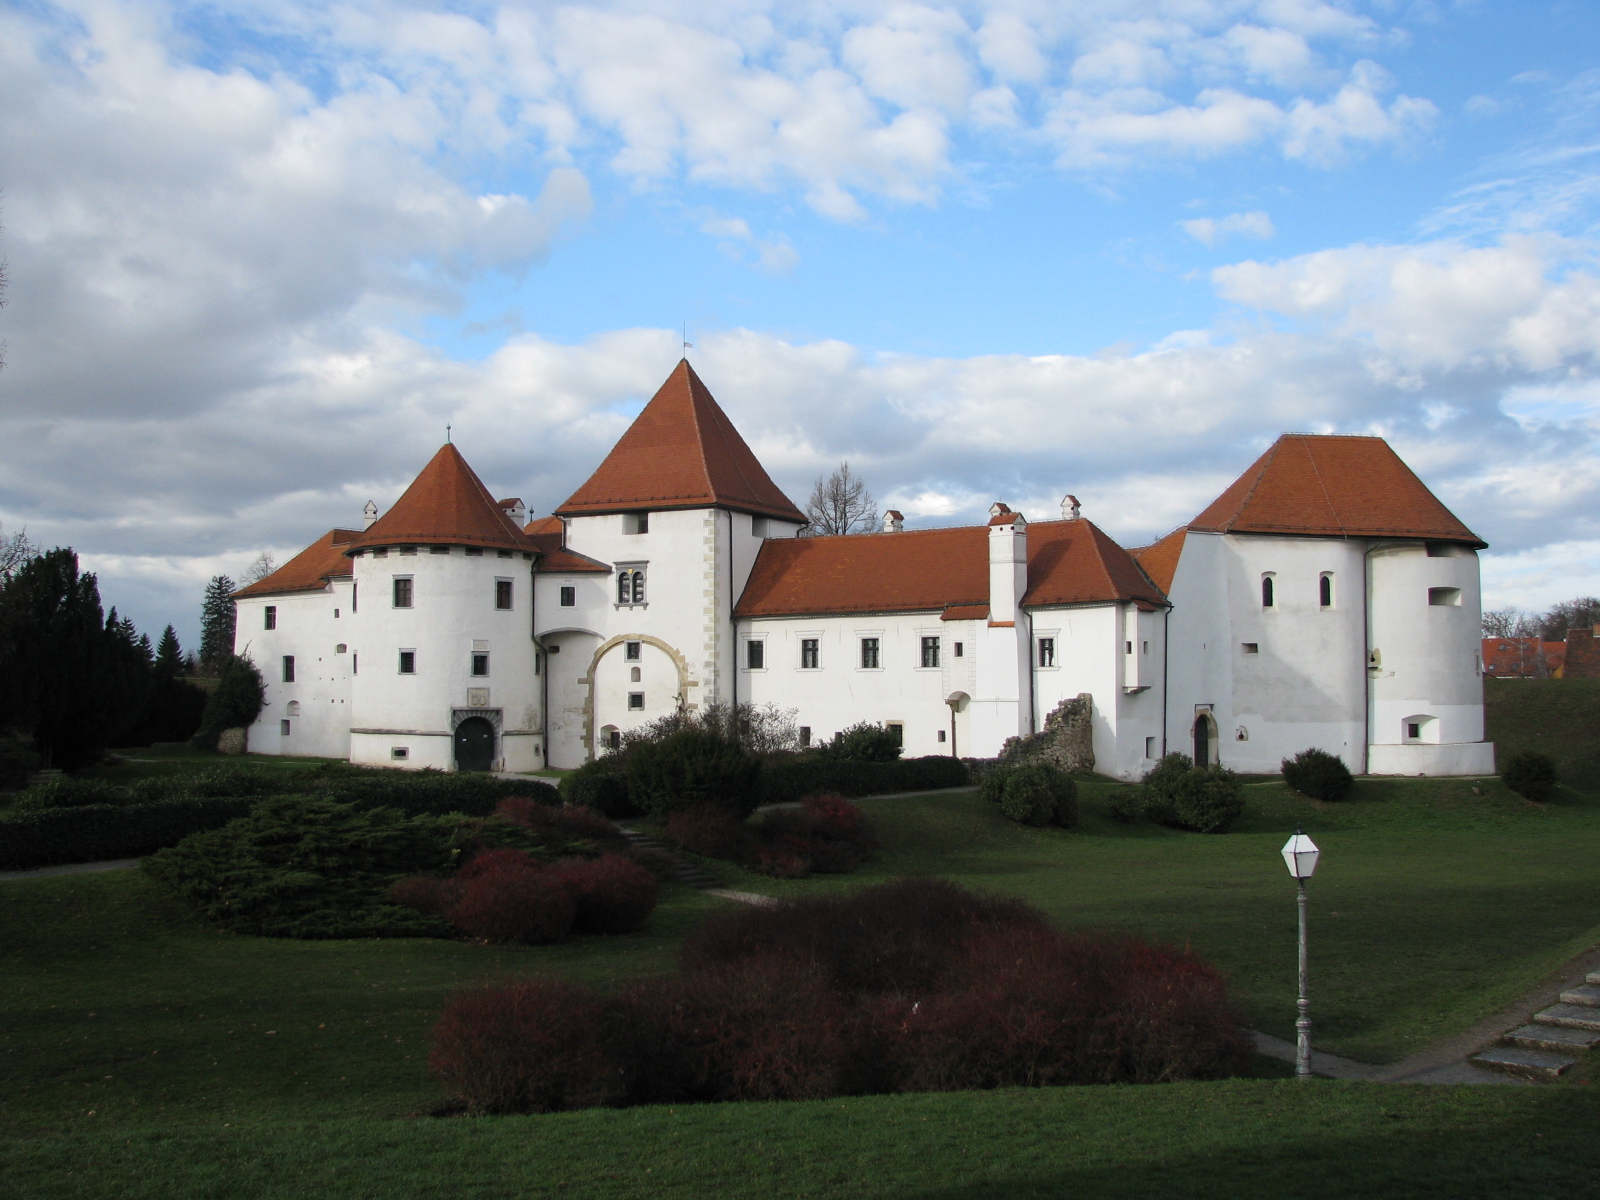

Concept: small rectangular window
[[1142, 640, 1149, 655], [921, 636, 940, 668], [937, 729, 946, 743], [801, 639, 819, 669], [393, 577, 413, 608], [398, 650, 416, 675], [534, 650, 543, 676], [799, 726, 812, 747], [625, 641, 642, 661], [953, 642, 963, 657], [497, 550, 512, 559], [1038, 638, 1055, 668], [465, 546, 483, 557], [1145, 737, 1156, 758], [280, 719, 291, 736], [334, 608, 339, 619], [1407, 722, 1421, 739], [628, 692, 645, 710], [752, 517, 768, 538], [471, 653, 489, 677], [559, 586, 576, 607], [335, 643, 346, 654], [373, 548, 388, 559], [391, 747, 409, 760], [1429, 587, 1462, 606], [1242, 642, 1260, 654], [400, 546, 417, 556], [887, 723, 903, 747], [282, 655, 295, 683], [860, 637, 880, 669], [495, 580, 513, 610], [625, 512, 649, 534], [264, 605, 277, 630], [747, 640, 765, 669], [430, 546, 450, 555], [1125, 641, 1133, 654]]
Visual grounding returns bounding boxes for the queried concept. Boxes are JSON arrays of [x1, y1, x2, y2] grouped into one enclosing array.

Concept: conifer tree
[[155, 625, 185, 677], [199, 575, 237, 673]]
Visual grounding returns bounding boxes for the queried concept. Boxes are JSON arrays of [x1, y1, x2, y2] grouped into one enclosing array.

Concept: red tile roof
[[1190, 434, 1485, 546], [734, 518, 1167, 618], [344, 444, 535, 555], [556, 360, 805, 522], [1128, 527, 1187, 593], [523, 515, 611, 574], [233, 529, 361, 599]]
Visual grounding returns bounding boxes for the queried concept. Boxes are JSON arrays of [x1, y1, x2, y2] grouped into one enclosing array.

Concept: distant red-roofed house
[[1482, 637, 1566, 679]]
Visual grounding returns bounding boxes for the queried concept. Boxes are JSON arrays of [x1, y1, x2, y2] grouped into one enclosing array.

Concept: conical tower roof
[[345, 443, 534, 554], [556, 360, 805, 522]]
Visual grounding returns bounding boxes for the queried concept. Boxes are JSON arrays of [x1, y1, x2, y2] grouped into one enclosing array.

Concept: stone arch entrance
[[454, 716, 496, 772], [1192, 710, 1218, 766]]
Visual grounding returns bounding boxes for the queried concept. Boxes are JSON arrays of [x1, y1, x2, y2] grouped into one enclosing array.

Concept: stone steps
[[616, 828, 723, 890], [1470, 965, 1600, 1079]]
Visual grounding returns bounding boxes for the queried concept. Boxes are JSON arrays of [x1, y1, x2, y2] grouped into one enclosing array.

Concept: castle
[[233, 360, 1495, 779]]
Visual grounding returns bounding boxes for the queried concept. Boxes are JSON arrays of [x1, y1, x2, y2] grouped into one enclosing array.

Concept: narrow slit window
[[953, 642, 964, 658], [1320, 574, 1334, 608], [1262, 576, 1275, 608], [281, 655, 295, 683]]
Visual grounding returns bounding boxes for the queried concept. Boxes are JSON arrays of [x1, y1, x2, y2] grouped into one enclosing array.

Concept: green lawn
[[1485, 675, 1600, 792], [4, 773, 1599, 1197]]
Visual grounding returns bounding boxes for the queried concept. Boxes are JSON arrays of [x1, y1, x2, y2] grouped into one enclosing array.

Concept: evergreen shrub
[[1107, 788, 1144, 824], [189, 655, 265, 750], [559, 758, 638, 817], [0, 796, 258, 869], [822, 722, 904, 762], [757, 755, 967, 804], [626, 727, 762, 816], [1502, 750, 1559, 802], [998, 764, 1078, 828], [1281, 748, 1354, 802], [429, 981, 620, 1114], [1140, 754, 1245, 834]]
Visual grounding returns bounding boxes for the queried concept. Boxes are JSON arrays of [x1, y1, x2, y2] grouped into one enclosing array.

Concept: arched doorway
[[454, 717, 496, 772], [1192, 712, 1216, 766]]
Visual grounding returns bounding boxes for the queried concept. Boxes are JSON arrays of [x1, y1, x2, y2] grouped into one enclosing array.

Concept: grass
[[4, 769, 1599, 1197], [1484, 675, 1600, 793]]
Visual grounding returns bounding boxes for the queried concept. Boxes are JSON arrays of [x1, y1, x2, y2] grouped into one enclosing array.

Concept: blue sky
[[2, 1, 1599, 648]]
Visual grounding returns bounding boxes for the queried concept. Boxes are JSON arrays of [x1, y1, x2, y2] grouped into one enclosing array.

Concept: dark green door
[[454, 717, 495, 772]]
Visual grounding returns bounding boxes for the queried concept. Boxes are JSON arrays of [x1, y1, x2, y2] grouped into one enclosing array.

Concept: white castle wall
[[235, 582, 354, 760], [346, 545, 543, 772]]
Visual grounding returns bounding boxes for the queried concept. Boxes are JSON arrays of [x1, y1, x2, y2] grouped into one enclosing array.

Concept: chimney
[[363, 501, 379, 528], [988, 503, 1028, 624], [882, 510, 904, 533], [499, 497, 528, 527], [1061, 494, 1081, 521]]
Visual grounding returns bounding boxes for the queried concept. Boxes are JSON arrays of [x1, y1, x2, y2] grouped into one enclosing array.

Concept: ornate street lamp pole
[[1281, 828, 1321, 1080]]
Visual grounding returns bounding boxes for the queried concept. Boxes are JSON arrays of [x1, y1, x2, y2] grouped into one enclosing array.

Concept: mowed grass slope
[[1485, 675, 1600, 793], [4, 770, 1599, 1198]]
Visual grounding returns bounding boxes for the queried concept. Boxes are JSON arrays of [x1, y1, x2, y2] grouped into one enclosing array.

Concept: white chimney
[[988, 503, 1028, 624], [882, 510, 904, 533], [1062, 494, 1081, 520], [363, 500, 379, 528], [500, 497, 528, 527]]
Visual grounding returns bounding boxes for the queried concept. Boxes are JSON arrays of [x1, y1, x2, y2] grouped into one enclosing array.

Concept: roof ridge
[[1300, 436, 1348, 540]]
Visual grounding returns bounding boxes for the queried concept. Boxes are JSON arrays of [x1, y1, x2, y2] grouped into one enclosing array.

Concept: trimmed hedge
[[313, 770, 558, 817], [0, 797, 259, 869], [759, 755, 968, 805]]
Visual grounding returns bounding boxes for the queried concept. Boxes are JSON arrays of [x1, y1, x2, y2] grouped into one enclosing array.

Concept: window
[[937, 729, 946, 743], [1145, 736, 1156, 759], [495, 579, 513, 610], [799, 726, 812, 747], [920, 637, 940, 668], [286, 700, 300, 716], [1242, 643, 1260, 654], [497, 550, 512, 559], [333, 608, 339, 619], [1038, 638, 1055, 668], [559, 585, 575, 607], [1429, 587, 1462, 606], [800, 639, 820, 669], [465, 546, 483, 557], [1142, 641, 1149, 655], [1125, 641, 1132, 654], [280, 719, 291, 736], [393, 577, 413, 608], [281, 655, 295, 683], [860, 638, 880, 669], [630, 666, 641, 682], [400, 546, 417, 556], [747, 640, 765, 670], [1425, 542, 1456, 558], [1408, 722, 1421, 739], [335, 643, 347, 654], [618, 568, 645, 605], [264, 605, 277, 630], [373, 548, 388, 559], [471, 653, 489, 677], [752, 516, 768, 538], [1320, 574, 1334, 608], [625, 641, 642, 661], [391, 747, 409, 760], [628, 692, 645, 710], [352, 653, 358, 675], [1262, 575, 1275, 608], [625, 512, 649, 534], [886, 723, 903, 747], [351, 582, 357, 612], [534, 651, 542, 676], [431, 546, 450, 555], [398, 650, 416, 674], [954, 642, 964, 657]]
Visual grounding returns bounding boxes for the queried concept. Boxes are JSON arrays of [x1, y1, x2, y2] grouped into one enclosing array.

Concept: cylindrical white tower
[[1365, 540, 1495, 775]]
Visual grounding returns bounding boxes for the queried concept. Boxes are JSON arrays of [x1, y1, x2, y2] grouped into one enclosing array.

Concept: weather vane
[[446, 423, 452, 443], [683, 322, 693, 355]]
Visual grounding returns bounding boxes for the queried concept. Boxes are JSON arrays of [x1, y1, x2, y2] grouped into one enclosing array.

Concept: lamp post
[[1280, 828, 1321, 1080]]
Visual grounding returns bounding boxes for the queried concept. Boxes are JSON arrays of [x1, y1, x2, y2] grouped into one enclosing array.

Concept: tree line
[[0, 525, 259, 771], [1482, 598, 1600, 641]]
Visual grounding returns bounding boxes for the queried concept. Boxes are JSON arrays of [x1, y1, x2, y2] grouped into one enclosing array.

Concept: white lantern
[[1281, 831, 1320, 879]]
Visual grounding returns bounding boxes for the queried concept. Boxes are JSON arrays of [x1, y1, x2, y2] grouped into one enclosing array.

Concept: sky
[[2, 0, 1600, 650]]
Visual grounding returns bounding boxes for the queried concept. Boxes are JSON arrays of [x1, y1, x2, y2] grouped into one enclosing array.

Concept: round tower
[[344, 445, 543, 772], [1365, 541, 1495, 775]]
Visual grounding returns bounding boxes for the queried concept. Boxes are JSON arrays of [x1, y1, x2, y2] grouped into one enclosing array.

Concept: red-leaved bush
[[390, 874, 463, 917], [800, 793, 878, 849], [445, 852, 575, 943], [552, 853, 659, 934], [430, 980, 620, 1114], [665, 805, 748, 859], [495, 798, 628, 848]]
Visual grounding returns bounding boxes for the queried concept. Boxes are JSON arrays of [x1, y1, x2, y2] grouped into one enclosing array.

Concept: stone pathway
[[1471, 970, 1600, 1080], [0, 858, 140, 882]]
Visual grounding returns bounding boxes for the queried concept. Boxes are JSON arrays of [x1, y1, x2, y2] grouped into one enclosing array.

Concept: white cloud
[[1181, 210, 1277, 246]]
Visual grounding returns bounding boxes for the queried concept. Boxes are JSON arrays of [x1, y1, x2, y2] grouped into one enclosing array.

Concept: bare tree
[[803, 461, 878, 536], [1482, 607, 1535, 638], [0, 521, 35, 584], [243, 551, 277, 585], [1539, 597, 1600, 641]]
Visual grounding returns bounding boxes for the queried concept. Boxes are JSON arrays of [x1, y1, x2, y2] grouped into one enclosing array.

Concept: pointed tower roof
[[345, 444, 535, 554], [1189, 434, 1485, 547], [556, 360, 805, 522]]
